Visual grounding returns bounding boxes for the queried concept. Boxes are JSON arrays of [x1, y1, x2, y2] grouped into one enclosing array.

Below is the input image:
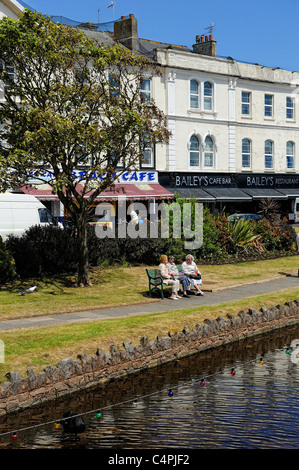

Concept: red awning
[[21, 183, 174, 201], [92, 183, 175, 200], [21, 184, 58, 200]]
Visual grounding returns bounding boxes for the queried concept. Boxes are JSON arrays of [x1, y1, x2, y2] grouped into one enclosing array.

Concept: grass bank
[[0, 255, 298, 382], [0, 255, 298, 321], [0, 286, 299, 382]]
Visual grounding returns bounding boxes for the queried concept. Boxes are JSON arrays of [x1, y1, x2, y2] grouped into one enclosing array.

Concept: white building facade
[[0, 0, 23, 19], [142, 34, 299, 215], [2, 5, 299, 218]]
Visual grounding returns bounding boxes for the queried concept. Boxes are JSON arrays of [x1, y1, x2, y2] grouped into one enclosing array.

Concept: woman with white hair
[[181, 254, 204, 296]]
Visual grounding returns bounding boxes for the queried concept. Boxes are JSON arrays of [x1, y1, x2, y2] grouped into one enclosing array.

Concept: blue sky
[[20, 0, 299, 72]]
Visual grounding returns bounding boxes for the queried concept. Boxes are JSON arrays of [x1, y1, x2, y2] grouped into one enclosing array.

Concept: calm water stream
[[1, 325, 299, 450]]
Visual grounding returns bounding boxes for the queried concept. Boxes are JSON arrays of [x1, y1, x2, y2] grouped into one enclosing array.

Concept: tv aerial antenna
[[205, 22, 216, 34], [107, 1, 116, 21]]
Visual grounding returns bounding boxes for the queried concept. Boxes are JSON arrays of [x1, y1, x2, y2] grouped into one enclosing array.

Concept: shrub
[[254, 218, 296, 252], [197, 209, 224, 261], [224, 218, 261, 255], [6, 225, 78, 278], [0, 236, 17, 285]]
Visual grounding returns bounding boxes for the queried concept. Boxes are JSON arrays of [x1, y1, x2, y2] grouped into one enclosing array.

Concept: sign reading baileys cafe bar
[[159, 172, 299, 189]]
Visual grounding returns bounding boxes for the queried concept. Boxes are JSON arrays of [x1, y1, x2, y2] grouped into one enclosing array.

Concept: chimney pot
[[193, 33, 217, 57], [114, 14, 139, 52]]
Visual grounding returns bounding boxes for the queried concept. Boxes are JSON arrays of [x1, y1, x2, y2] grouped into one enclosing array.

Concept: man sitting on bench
[[167, 255, 191, 298]]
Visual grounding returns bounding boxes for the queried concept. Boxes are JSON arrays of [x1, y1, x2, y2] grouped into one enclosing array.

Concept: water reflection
[[1, 325, 299, 449]]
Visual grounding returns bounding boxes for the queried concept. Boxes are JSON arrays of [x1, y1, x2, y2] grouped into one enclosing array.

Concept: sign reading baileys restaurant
[[162, 172, 299, 189]]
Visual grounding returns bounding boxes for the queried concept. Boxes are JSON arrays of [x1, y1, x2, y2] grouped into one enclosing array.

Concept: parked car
[[228, 213, 262, 222]]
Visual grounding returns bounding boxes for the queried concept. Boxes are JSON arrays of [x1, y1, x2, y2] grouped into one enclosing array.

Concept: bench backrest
[[146, 268, 158, 278], [146, 266, 182, 278]]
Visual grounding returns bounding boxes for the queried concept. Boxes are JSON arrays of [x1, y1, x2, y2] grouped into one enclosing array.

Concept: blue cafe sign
[[29, 170, 158, 184]]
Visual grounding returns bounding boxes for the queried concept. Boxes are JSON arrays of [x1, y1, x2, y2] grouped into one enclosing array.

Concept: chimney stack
[[114, 14, 139, 52], [193, 34, 216, 57]]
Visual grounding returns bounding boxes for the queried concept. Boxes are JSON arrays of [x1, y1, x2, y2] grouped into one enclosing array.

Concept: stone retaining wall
[[1, 299, 299, 416]]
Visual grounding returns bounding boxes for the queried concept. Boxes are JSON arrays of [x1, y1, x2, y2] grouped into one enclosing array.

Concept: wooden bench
[[146, 265, 182, 299]]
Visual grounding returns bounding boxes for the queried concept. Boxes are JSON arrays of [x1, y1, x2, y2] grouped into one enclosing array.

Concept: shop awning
[[21, 184, 58, 200], [275, 189, 299, 198], [242, 189, 288, 200], [203, 188, 252, 201], [165, 187, 216, 201], [92, 183, 174, 200], [21, 183, 174, 201]]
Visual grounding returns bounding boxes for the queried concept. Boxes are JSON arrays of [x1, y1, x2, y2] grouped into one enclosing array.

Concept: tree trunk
[[76, 212, 91, 287]]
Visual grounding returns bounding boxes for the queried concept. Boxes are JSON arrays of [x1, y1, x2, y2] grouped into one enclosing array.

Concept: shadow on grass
[[0, 273, 77, 294], [0, 267, 127, 296], [278, 271, 299, 278]]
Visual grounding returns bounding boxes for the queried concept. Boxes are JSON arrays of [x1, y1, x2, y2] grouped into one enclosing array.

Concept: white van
[[0, 193, 56, 241]]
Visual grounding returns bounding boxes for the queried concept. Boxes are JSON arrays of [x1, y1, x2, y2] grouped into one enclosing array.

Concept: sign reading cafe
[[29, 170, 158, 184]]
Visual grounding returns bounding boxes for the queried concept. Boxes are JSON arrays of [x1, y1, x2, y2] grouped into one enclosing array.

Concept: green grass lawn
[[0, 255, 298, 321], [0, 255, 298, 383], [0, 285, 299, 383]]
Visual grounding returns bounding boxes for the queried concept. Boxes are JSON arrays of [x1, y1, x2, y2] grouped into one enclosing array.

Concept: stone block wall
[[1, 299, 299, 416]]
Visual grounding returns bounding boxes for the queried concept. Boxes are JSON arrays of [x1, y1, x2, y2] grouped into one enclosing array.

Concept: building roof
[[138, 38, 191, 58], [1, 0, 24, 16]]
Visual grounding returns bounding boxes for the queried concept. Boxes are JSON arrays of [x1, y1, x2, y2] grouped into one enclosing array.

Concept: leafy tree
[[0, 10, 169, 286]]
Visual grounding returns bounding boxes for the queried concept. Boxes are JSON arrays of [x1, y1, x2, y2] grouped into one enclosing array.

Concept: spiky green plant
[[226, 218, 261, 255]]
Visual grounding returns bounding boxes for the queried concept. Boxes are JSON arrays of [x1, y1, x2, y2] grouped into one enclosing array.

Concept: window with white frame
[[141, 145, 153, 167], [141, 134, 153, 167], [203, 82, 213, 111], [286, 97, 294, 120], [109, 149, 124, 168], [242, 138, 251, 168], [241, 91, 251, 115], [264, 94, 273, 117], [190, 80, 199, 109], [109, 73, 120, 98], [286, 141, 295, 169], [189, 135, 200, 167], [0, 60, 15, 94], [140, 78, 151, 102], [204, 136, 214, 167], [265, 140, 273, 169], [75, 68, 88, 84]]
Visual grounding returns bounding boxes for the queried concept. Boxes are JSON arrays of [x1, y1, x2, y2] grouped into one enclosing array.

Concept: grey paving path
[[0, 275, 298, 331]]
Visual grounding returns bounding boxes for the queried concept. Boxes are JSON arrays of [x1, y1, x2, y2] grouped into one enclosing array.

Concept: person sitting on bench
[[157, 255, 181, 300], [181, 254, 204, 296], [167, 255, 191, 298]]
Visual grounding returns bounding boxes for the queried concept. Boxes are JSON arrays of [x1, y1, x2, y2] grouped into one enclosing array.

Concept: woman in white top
[[181, 254, 204, 296], [157, 255, 181, 300]]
